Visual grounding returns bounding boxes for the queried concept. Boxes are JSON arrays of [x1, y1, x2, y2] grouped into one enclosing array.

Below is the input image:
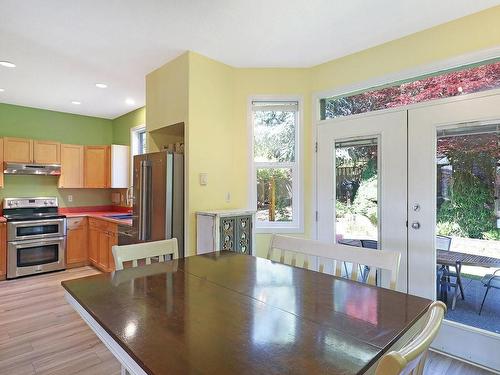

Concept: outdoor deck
[[443, 275, 500, 334]]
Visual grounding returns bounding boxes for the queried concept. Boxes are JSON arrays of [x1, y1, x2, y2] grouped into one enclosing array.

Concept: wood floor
[[0, 267, 494, 375]]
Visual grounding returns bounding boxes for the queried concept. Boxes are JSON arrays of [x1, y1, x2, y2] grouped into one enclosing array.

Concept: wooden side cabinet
[[84, 146, 110, 188], [4, 137, 33, 163], [88, 218, 117, 272], [66, 217, 89, 268], [0, 222, 6, 280], [59, 144, 84, 188], [196, 210, 255, 255], [34, 140, 60, 164]]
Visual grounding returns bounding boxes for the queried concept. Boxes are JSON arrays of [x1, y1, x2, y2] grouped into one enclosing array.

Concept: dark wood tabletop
[[62, 252, 431, 375], [437, 249, 500, 268]]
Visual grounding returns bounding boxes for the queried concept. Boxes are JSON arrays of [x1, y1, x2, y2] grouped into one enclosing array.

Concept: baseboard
[[429, 348, 500, 374]]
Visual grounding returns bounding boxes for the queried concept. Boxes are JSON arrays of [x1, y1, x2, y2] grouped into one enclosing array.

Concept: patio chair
[[479, 269, 500, 315]]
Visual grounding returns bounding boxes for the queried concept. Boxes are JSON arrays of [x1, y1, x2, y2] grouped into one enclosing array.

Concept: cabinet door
[[66, 217, 88, 266], [97, 229, 109, 270], [0, 223, 6, 279], [4, 137, 33, 163], [84, 146, 110, 188], [220, 217, 235, 251], [33, 140, 60, 164], [59, 144, 84, 188], [88, 226, 99, 264], [235, 216, 252, 254], [0, 138, 4, 188]]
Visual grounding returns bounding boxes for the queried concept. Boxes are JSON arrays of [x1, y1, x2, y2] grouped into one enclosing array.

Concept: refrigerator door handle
[[140, 160, 153, 241]]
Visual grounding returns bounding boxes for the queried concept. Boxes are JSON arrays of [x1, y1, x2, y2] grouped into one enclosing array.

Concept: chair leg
[[479, 286, 490, 315]]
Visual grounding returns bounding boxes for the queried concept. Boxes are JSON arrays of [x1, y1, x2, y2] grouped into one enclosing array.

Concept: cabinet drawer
[[67, 217, 87, 230], [88, 217, 117, 233]]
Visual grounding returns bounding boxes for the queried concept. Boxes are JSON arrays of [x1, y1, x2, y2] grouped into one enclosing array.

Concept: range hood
[[3, 162, 61, 176]]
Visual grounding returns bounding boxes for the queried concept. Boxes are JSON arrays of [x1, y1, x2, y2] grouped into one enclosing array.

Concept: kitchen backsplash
[[0, 175, 112, 207]]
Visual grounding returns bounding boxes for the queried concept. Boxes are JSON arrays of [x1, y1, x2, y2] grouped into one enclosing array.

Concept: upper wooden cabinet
[[59, 144, 84, 188], [33, 140, 60, 164], [84, 145, 110, 188], [3, 137, 33, 163]]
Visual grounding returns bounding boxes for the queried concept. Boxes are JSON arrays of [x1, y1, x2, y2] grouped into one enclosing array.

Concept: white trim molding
[[247, 95, 304, 234]]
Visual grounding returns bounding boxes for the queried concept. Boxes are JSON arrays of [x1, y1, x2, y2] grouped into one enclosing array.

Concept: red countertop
[[61, 206, 133, 226]]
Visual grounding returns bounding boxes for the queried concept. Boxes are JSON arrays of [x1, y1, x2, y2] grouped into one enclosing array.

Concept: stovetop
[[2, 197, 64, 222]]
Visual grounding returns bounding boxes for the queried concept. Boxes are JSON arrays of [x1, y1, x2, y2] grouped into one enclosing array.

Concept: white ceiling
[[1, 0, 499, 119]]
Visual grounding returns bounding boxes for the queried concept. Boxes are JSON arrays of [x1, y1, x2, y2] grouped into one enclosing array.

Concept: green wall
[[0, 103, 113, 144], [112, 107, 145, 145], [0, 103, 144, 207]]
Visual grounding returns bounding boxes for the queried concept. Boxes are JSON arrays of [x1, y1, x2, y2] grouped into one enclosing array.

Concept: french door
[[316, 91, 500, 371], [317, 110, 408, 292]]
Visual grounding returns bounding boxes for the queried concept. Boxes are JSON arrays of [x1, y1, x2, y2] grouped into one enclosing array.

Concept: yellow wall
[[311, 5, 500, 92], [146, 6, 500, 256], [146, 52, 189, 132]]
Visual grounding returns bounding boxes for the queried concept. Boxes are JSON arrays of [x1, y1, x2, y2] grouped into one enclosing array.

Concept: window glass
[[320, 61, 500, 120]]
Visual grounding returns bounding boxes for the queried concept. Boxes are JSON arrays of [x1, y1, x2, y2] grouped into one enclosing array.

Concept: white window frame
[[248, 95, 304, 233], [130, 124, 146, 186]]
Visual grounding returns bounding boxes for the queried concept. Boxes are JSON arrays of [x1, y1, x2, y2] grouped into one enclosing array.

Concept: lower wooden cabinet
[[0, 223, 6, 280], [66, 217, 89, 268], [88, 218, 117, 272]]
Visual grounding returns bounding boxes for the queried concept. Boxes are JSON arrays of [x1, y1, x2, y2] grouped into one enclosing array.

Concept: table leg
[[455, 262, 465, 300]]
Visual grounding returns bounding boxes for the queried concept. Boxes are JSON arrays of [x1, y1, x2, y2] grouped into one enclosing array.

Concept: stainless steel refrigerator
[[131, 151, 184, 257]]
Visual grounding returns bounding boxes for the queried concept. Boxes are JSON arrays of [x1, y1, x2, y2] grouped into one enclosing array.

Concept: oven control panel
[[3, 197, 58, 209]]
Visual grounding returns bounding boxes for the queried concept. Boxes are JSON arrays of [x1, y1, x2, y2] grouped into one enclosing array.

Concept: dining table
[[62, 251, 432, 375]]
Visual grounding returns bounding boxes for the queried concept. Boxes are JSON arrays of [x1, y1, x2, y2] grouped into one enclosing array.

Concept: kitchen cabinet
[[110, 145, 130, 188], [0, 138, 4, 188], [66, 217, 88, 268], [84, 146, 110, 188], [196, 210, 255, 255], [0, 222, 6, 280], [88, 218, 117, 272], [59, 144, 84, 188], [3, 137, 33, 163], [34, 140, 60, 164]]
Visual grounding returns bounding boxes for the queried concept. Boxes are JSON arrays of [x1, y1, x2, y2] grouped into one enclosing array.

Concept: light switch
[[199, 173, 208, 186]]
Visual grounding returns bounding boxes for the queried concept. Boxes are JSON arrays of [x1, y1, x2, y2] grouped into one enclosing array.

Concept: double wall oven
[[3, 197, 66, 279]]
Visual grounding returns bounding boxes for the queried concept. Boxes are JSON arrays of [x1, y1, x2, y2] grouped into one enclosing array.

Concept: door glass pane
[[17, 224, 59, 237], [335, 138, 379, 247], [436, 123, 500, 333], [256, 168, 293, 223]]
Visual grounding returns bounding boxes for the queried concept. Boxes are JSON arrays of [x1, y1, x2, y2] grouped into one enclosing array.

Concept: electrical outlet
[[225, 192, 231, 203], [68, 195, 73, 202]]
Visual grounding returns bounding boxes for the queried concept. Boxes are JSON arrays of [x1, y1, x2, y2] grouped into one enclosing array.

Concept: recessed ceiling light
[[125, 98, 135, 105], [95, 83, 108, 88], [0, 61, 16, 68], [457, 86, 463, 93], [71, 101, 81, 105], [0, 88, 4, 92]]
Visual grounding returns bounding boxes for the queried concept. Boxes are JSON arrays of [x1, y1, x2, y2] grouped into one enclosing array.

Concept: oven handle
[[9, 236, 66, 246], [9, 218, 66, 227]]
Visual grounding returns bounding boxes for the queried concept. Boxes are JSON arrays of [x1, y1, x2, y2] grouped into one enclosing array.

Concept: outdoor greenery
[[436, 134, 498, 240], [253, 110, 295, 162], [257, 168, 292, 221]]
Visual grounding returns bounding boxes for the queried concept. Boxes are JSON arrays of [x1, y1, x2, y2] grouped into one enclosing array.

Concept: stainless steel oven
[[3, 197, 67, 279], [7, 237, 66, 278], [7, 218, 66, 241]]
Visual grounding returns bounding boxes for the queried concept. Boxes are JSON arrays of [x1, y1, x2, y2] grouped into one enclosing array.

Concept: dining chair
[[375, 301, 447, 375], [267, 234, 401, 290], [112, 238, 179, 271]]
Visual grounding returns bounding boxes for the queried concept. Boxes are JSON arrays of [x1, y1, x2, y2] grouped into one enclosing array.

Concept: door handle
[[411, 221, 421, 230]]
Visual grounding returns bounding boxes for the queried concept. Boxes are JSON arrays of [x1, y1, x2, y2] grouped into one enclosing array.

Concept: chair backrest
[[436, 235, 451, 251], [112, 238, 179, 271], [267, 235, 401, 290], [375, 301, 446, 375]]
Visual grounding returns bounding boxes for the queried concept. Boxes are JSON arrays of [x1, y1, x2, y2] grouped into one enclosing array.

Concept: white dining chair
[[112, 238, 179, 271], [375, 301, 446, 375], [267, 234, 401, 290]]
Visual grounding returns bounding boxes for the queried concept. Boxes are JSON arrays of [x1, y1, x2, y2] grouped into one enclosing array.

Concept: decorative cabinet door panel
[[235, 216, 251, 254], [220, 218, 235, 251]]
